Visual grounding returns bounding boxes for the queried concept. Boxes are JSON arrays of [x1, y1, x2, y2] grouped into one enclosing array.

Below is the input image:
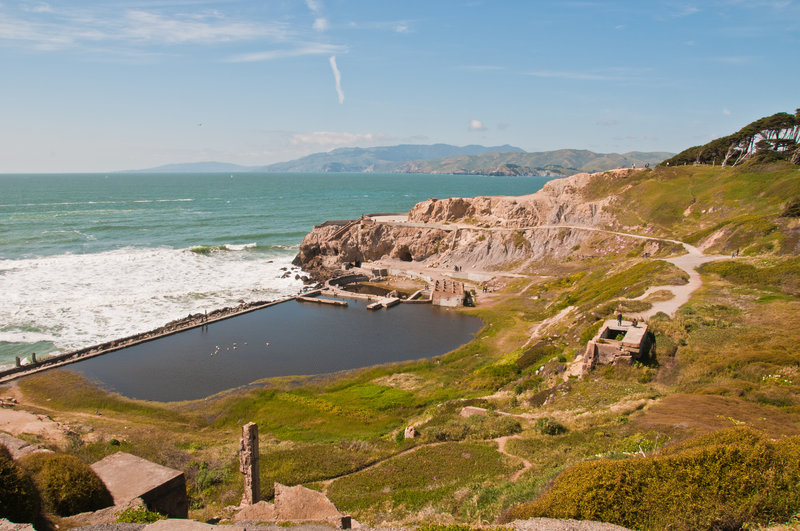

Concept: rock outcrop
[[295, 169, 638, 279]]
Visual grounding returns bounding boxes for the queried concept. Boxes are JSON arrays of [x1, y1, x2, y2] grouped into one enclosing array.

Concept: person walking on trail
[[617, 312, 623, 326]]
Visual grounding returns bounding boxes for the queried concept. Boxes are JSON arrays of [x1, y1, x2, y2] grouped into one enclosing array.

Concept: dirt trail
[[640, 243, 728, 318], [317, 442, 449, 495], [523, 306, 575, 349], [495, 435, 532, 481], [373, 218, 731, 319]]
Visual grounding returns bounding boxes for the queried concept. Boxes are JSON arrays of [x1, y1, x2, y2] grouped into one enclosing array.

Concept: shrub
[[782, 198, 800, 217], [516, 342, 559, 370], [702, 258, 800, 296], [0, 445, 41, 524], [423, 413, 521, 442], [503, 427, 800, 530], [116, 505, 166, 523], [195, 465, 225, 491], [536, 417, 567, 435], [19, 452, 114, 516]]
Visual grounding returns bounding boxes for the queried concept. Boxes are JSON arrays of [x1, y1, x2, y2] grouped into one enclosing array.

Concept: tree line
[[663, 109, 800, 167]]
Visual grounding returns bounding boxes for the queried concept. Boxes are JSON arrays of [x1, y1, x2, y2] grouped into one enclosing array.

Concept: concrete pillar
[[239, 422, 260, 505], [31, 352, 37, 363], [15, 356, 21, 367]]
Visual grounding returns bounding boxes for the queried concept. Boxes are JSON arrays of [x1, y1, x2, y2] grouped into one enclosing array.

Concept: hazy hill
[[130, 145, 672, 176], [395, 149, 673, 176], [126, 161, 254, 173], [258, 144, 525, 173]]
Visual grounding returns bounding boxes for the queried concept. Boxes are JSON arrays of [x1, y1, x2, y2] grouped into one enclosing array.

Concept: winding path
[[372, 216, 730, 319], [495, 435, 532, 481]]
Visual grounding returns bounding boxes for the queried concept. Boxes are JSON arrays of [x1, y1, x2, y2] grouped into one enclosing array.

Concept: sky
[[0, 0, 798, 172]]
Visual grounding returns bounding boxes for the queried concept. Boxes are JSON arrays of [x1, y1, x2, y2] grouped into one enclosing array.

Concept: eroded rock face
[[294, 170, 634, 278]]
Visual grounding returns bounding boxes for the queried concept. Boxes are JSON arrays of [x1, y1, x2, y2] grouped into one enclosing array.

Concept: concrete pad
[[91, 452, 188, 518]]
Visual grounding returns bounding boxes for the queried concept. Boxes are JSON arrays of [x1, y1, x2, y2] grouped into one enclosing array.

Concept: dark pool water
[[62, 298, 481, 402]]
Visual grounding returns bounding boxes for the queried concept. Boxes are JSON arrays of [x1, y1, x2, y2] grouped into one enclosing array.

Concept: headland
[[4, 150, 800, 529]]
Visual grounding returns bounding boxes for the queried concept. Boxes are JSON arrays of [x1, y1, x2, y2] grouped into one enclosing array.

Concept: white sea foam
[[223, 242, 257, 251], [0, 247, 305, 362]]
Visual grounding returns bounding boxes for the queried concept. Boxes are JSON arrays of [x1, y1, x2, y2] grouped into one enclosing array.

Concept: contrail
[[329, 56, 344, 104]]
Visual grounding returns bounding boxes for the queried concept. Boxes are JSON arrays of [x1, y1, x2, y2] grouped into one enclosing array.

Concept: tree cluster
[[663, 109, 800, 167]]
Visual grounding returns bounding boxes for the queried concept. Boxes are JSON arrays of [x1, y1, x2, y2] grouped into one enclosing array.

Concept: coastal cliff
[[294, 169, 639, 279]]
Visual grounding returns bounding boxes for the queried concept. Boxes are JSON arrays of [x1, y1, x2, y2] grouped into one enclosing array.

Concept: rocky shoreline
[[293, 169, 645, 281]]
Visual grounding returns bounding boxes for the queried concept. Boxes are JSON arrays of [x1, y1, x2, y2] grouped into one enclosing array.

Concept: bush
[[422, 413, 522, 442], [0, 445, 41, 524], [19, 452, 114, 516], [503, 427, 800, 530], [782, 198, 800, 217], [116, 505, 166, 523], [516, 342, 559, 370], [536, 417, 567, 435]]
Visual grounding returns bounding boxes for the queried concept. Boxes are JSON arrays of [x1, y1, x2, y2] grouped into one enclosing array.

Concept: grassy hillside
[[583, 162, 800, 254], [8, 162, 800, 527]]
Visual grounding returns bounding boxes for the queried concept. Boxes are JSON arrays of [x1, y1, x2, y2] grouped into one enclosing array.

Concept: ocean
[[0, 172, 551, 369]]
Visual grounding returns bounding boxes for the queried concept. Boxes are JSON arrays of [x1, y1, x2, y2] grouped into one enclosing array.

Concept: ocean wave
[[223, 242, 257, 251], [1, 198, 194, 208], [189, 243, 257, 254], [0, 246, 306, 356], [133, 198, 194, 203]]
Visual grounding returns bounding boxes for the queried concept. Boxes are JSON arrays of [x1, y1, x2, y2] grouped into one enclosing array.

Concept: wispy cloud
[[468, 119, 487, 131], [329, 55, 344, 104], [663, 3, 701, 18], [713, 55, 756, 64], [290, 131, 390, 148], [723, 108, 732, 115], [456, 65, 504, 71], [347, 20, 413, 33], [305, 0, 328, 32], [0, 5, 286, 51], [227, 43, 346, 63], [121, 10, 268, 44], [526, 70, 619, 81], [313, 17, 329, 31]]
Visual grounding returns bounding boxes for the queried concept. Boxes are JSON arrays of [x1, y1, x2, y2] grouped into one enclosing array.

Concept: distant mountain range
[[130, 144, 673, 177]]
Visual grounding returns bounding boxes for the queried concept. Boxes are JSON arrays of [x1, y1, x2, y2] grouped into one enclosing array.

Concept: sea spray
[[0, 246, 304, 367]]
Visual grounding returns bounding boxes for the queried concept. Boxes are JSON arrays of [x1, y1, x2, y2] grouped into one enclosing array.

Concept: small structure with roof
[[582, 319, 651, 376]]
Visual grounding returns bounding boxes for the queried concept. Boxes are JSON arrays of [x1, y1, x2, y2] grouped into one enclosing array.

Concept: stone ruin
[[582, 319, 651, 376], [90, 451, 188, 518], [235, 423, 350, 528], [432, 278, 466, 307], [238, 422, 260, 506]]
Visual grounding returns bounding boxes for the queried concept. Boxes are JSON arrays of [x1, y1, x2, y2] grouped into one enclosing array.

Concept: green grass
[[558, 260, 687, 310], [580, 164, 800, 253], [418, 410, 522, 442], [18, 370, 193, 424], [327, 441, 519, 523], [258, 440, 394, 499], [702, 257, 800, 296]]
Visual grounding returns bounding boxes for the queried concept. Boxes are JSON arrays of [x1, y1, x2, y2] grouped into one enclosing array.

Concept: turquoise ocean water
[[0, 172, 551, 368]]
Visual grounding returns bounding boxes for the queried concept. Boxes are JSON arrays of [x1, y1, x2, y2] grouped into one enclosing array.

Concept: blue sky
[[0, 0, 797, 172]]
